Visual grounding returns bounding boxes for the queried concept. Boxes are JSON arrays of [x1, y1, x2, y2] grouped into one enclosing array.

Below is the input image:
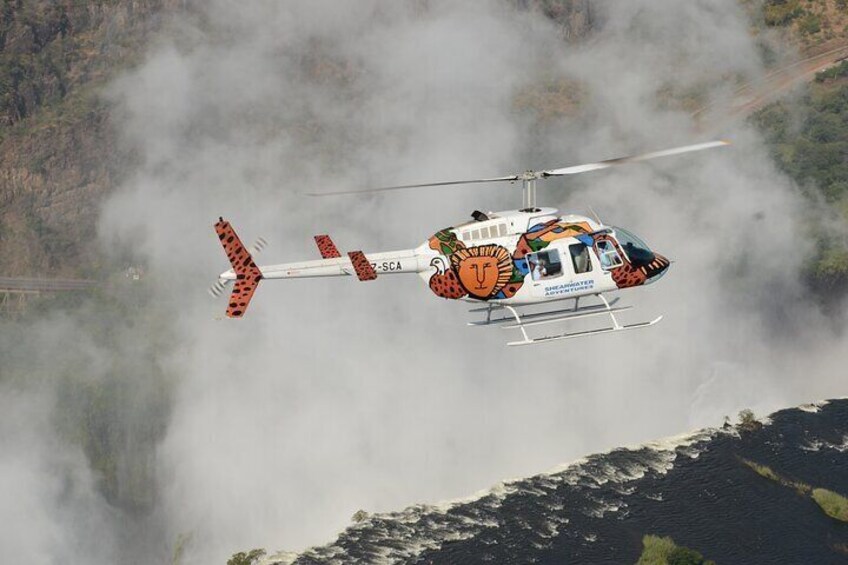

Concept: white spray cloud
[[3, 1, 847, 563], [101, 0, 848, 559]]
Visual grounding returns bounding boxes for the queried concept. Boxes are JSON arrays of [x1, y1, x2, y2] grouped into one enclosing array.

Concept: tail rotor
[[208, 236, 268, 298]]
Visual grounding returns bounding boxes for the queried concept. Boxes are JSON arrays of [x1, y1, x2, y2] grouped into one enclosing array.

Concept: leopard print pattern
[[429, 269, 466, 299], [613, 263, 648, 288], [348, 251, 377, 281], [314, 234, 341, 259], [214, 218, 263, 318], [229, 278, 262, 318]]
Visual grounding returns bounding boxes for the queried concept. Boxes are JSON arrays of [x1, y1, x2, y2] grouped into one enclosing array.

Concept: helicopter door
[[527, 248, 564, 283], [528, 242, 597, 299], [594, 240, 624, 270], [526, 245, 564, 299]]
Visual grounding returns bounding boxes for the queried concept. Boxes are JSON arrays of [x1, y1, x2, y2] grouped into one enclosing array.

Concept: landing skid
[[469, 294, 663, 346]]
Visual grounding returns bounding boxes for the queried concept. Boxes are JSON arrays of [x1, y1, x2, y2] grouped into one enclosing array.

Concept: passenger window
[[569, 244, 592, 274], [595, 240, 623, 270], [498, 224, 507, 236], [527, 249, 564, 281]]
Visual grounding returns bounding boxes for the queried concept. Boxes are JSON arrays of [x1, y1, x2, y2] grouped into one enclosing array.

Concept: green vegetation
[[753, 0, 848, 48], [754, 81, 848, 203], [798, 13, 822, 35], [636, 535, 716, 565], [0, 1, 175, 277], [171, 532, 192, 565], [737, 409, 761, 432], [753, 72, 848, 301], [741, 459, 782, 483], [763, 0, 803, 27], [816, 61, 848, 83], [227, 549, 267, 565], [352, 509, 369, 522], [0, 0, 164, 135], [812, 488, 848, 522], [740, 459, 848, 524], [739, 458, 812, 494]]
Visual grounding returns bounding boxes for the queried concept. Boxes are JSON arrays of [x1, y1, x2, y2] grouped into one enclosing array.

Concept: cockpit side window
[[613, 227, 656, 267], [595, 240, 623, 270], [569, 244, 592, 274]]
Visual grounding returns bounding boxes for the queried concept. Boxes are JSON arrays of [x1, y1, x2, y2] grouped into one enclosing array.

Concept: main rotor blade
[[540, 140, 730, 177], [307, 175, 519, 197], [307, 140, 729, 197]]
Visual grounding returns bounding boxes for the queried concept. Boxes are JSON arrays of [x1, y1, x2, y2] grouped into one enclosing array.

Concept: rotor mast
[[520, 171, 541, 211]]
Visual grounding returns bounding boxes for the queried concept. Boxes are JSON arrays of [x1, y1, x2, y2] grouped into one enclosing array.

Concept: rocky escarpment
[[0, 0, 182, 277]]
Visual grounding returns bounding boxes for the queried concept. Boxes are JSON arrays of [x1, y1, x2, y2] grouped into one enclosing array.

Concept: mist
[[3, 1, 847, 563]]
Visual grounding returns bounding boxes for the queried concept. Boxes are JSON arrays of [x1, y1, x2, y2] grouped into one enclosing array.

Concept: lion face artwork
[[450, 244, 513, 299]]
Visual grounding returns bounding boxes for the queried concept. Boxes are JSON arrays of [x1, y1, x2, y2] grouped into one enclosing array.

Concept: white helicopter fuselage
[[212, 139, 724, 343], [219, 207, 668, 308]]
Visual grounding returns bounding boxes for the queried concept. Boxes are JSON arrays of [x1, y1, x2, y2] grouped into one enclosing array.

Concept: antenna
[[587, 205, 602, 225]]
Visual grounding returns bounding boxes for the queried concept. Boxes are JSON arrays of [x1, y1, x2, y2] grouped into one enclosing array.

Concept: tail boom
[[252, 249, 426, 280], [213, 219, 430, 317]]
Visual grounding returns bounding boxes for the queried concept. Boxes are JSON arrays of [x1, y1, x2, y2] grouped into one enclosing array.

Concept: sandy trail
[[693, 42, 848, 133]]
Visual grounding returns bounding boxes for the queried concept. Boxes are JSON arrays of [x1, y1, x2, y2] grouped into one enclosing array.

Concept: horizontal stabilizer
[[348, 251, 377, 281], [314, 235, 341, 259]]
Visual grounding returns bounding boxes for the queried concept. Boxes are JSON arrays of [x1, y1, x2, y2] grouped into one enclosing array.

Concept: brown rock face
[[0, 1, 181, 277]]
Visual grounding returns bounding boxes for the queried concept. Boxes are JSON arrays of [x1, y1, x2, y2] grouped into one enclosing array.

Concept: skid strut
[[469, 294, 662, 346]]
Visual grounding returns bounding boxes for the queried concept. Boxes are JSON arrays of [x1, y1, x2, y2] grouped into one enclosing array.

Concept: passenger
[[532, 259, 547, 280]]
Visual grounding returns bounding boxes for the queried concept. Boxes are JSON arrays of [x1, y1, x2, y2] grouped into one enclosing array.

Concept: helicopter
[[211, 140, 728, 346]]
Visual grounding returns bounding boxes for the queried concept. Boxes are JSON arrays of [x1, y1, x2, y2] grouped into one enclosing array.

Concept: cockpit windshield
[[613, 226, 656, 268]]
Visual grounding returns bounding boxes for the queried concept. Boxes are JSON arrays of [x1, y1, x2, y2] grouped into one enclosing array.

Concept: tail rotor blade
[[249, 237, 268, 256], [208, 279, 231, 298]]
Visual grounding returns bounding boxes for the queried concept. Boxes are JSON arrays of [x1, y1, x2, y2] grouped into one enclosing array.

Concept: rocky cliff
[[0, 0, 180, 277]]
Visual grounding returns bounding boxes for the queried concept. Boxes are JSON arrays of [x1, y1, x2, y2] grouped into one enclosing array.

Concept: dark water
[[276, 400, 848, 564]]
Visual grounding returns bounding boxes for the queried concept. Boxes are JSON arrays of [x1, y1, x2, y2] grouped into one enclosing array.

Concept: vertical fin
[[214, 217, 263, 318], [314, 235, 341, 259], [348, 251, 377, 281]]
